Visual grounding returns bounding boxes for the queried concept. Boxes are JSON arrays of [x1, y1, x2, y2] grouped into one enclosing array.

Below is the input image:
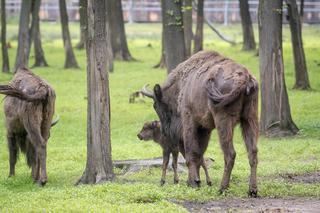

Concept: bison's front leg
[[25, 121, 48, 186], [182, 115, 201, 187], [7, 133, 18, 177], [160, 149, 170, 186]]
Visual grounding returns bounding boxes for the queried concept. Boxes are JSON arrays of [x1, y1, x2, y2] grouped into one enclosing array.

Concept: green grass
[[0, 22, 320, 212]]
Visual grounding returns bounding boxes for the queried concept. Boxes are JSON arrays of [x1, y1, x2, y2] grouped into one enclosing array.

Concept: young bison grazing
[[141, 51, 259, 197], [137, 120, 212, 186], [0, 67, 57, 186]]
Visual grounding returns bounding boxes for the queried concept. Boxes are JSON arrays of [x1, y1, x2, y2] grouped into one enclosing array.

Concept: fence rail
[[5, 0, 320, 24]]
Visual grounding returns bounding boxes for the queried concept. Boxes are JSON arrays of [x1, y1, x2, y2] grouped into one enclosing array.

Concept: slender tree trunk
[[14, 0, 32, 72], [29, 0, 48, 67], [239, 0, 256, 50], [59, 0, 79, 69], [76, 0, 86, 49], [183, 0, 193, 57], [1, 0, 10, 73], [106, 8, 114, 72], [162, 0, 186, 73], [77, 0, 114, 185], [258, 0, 299, 137], [300, 0, 304, 22], [287, 0, 310, 90], [154, 10, 166, 69], [107, 0, 133, 61], [194, 0, 204, 53]]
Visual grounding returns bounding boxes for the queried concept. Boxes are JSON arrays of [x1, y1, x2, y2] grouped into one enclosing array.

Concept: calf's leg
[[160, 150, 170, 186], [172, 150, 179, 184]]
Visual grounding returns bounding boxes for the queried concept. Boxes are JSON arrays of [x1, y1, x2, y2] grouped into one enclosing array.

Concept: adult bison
[[142, 51, 259, 197], [0, 67, 57, 185]]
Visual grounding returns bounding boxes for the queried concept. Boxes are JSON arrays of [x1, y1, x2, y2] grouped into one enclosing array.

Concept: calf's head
[[137, 120, 161, 141]]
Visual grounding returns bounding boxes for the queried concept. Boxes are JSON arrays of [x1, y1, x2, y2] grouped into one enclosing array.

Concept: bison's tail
[[0, 85, 47, 102], [240, 76, 259, 148], [206, 79, 247, 108]]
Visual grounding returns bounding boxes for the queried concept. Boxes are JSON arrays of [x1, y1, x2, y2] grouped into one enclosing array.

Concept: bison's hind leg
[[214, 113, 237, 194], [7, 133, 18, 177]]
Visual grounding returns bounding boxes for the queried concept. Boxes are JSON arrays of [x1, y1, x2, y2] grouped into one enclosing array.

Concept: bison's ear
[[154, 84, 162, 101]]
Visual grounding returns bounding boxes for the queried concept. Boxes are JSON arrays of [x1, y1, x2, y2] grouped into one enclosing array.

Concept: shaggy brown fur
[[143, 51, 259, 197], [137, 120, 212, 186], [0, 67, 56, 186]]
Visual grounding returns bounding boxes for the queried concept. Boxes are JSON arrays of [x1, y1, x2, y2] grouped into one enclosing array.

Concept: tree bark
[[183, 0, 193, 57], [77, 0, 114, 185], [1, 0, 10, 73], [76, 0, 87, 49], [14, 0, 32, 72], [239, 0, 256, 50], [194, 0, 204, 53], [162, 0, 186, 73], [258, 0, 299, 137], [107, 0, 133, 61], [59, 0, 79, 69], [30, 0, 48, 67], [287, 0, 310, 90]]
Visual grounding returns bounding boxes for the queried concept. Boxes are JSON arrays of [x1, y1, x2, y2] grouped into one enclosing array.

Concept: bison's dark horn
[[51, 115, 60, 127], [140, 84, 154, 99]]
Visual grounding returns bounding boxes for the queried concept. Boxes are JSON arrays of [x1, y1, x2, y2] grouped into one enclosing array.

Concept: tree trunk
[[76, 0, 86, 49], [300, 0, 304, 22], [14, 0, 32, 72], [154, 12, 166, 69], [77, 0, 114, 185], [107, 0, 133, 61], [162, 0, 186, 73], [106, 9, 114, 72], [31, 0, 48, 67], [239, 0, 256, 50], [59, 0, 79, 69], [287, 0, 310, 90], [1, 0, 10, 73], [258, 0, 299, 137], [183, 0, 193, 57], [194, 0, 204, 53]]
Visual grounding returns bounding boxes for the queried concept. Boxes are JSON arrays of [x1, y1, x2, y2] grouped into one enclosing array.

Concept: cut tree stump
[[113, 156, 214, 175]]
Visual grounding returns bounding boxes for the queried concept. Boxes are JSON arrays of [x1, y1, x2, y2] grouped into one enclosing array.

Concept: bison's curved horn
[[140, 84, 154, 99], [51, 115, 60, 127]]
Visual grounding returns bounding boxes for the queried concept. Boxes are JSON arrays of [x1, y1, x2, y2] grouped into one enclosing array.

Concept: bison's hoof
[[174, 179, 179, 184], [248, 189, 258, 198], [218, 188, 228, 196], [187, 179, 201, 188], [160, 179, 165, 186], [38, 180, 47, 187]]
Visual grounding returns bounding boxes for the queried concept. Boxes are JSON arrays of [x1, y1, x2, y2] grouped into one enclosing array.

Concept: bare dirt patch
[[182, 198, 320, 213], [279, 171, 320, 184]]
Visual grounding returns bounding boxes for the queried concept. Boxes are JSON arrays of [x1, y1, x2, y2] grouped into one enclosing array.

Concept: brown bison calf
[[137, 120, 212, 186], [0, 67, 57, 185]]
